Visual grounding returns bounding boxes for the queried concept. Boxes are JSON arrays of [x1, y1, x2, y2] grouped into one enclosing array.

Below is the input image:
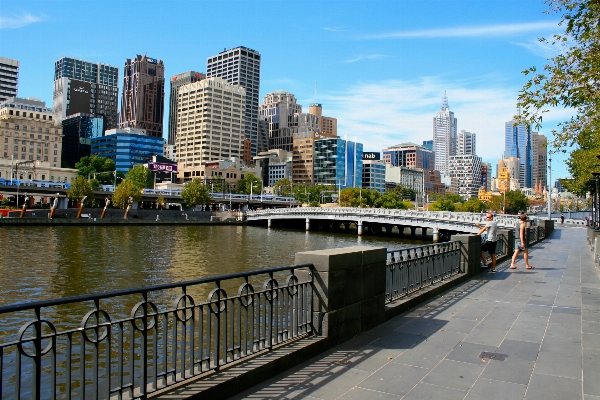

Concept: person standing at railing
[[476, 213, 498, 273], [510, 213, 534, 270]]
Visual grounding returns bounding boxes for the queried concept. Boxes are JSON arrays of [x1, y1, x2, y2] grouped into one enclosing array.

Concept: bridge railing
[[0, 265, 313, 399], [385, 241, 463, 304]]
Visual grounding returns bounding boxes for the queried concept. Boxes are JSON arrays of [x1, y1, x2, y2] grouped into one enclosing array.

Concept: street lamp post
[[547, 156, 552, 219], [593, 172, 600, 230]]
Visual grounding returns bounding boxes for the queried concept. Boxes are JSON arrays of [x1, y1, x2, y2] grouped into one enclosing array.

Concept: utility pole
[[547, 157, 552, 219]]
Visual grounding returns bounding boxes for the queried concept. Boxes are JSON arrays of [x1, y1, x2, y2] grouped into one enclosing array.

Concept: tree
[[156, 195, 166, 210], [76, 156, 116, 177], [273, 179, 293, 197], [67, 176, 95, 206], [504, 191, 530, 214], [181, 179, 211, 208], [517, 1, 600, 189], [429, 199, 456, 211], [456, 198, 487, 213], [112, 180, 142, 209], [237, 173, 262, 195], [125, 165, 153, 189]]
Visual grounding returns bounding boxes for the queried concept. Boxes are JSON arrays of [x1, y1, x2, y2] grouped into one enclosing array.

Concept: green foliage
[[1, 198, 10, 207], [291, 184, 336, 206], [67, 176, 95, 206], [517, 0, 600, 190], [237, 173, 262, 195], [504, 191, 530, 214], [156, 195, 166, 209], [456, 198, 487, 213], [76, 156, 116, 177], [429, 199, 456, 211], [125, 165, 153, 189], [273, 179, 293, 197], [112, 180, 142, 209], [181, 179, 211, 207]]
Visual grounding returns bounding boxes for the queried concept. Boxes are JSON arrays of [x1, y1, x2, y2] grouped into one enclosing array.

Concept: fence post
[[294, 246, 387, 346], [450, 234, 481, 277]]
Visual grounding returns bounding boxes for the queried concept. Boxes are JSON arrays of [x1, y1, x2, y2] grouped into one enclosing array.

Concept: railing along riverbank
[[0, 266, 313, 399]]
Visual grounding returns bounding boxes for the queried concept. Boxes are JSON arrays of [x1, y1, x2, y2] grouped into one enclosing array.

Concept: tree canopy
[[112, 180, 142, 209], [125, 165, 153, 190], [67, 176, 94, 206], [517, 0, 600, 192], [237, 173, 262, 195], [273, 179, 293, 197], [181, 179, 212, 207]]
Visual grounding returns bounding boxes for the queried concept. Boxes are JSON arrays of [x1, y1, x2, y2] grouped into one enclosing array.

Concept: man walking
[[476, 213, 498, 272]]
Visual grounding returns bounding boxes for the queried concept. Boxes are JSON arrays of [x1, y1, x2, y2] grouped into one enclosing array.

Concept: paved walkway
[[232, 227, 600, 400]]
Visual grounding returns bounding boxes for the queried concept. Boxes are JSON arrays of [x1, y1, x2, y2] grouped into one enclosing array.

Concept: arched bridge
[[247, 207, 521, 240]]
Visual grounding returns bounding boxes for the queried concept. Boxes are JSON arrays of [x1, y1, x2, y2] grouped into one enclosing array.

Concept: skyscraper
[[206, 46, 261, 156], [532, 131, 548, 192], [433, 92, 457, 174], [314, 138, 363, 188], [0, 57, 19, 102], [259, 90, 303, 151], [119, 55, 165, 138], [53, 57, 119, 129], [175, 77, 245, 168], [167, 71, 205, 145], [457, 130, 476, 155], [504, 119, 533, 188]]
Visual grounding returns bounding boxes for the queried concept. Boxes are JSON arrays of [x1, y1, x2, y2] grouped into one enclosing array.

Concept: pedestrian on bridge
[[476, 213, 498, 272]]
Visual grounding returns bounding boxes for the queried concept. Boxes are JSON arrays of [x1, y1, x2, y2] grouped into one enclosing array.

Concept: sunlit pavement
[[232, 227, 600, 400]]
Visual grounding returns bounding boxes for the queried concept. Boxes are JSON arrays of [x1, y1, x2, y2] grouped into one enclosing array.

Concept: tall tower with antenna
[[432, 91, 457, 174]]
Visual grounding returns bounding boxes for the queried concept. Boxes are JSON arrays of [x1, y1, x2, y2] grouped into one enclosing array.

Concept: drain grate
[[479, 352, 508, 361]]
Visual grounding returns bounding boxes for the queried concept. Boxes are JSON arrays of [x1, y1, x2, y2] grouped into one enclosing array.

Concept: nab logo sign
[[362, 152, 380, 160]]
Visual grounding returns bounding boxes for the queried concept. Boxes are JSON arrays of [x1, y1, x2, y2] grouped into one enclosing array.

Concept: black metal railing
[[527, 227, 538, 245], [0, 265, 313, 399], [539, 226, 546, 239], [385, 241, 463, 304]]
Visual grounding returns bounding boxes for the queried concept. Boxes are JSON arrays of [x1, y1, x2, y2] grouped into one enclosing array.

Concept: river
[[0, 224, 429, 307]]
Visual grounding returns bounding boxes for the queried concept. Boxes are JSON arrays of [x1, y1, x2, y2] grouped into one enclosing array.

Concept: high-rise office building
[[167, 71, 205, 145], [53, 57, 119, 129], [92, 128, 164, 172], [0, 57, 19, 102], [308, 103, 338, 137], [61, 113, 104, 168], [313, 138, 363, 188], [259, 90, 303, 151], [532, 131, 547, 192], [206, 46, 261, 157], [457, 130, 476, 155], [382, 142, 435, 170], [175, 77, 245, 168], [362, 158, 386, 193], [119, 55, 165, 138], [433, 92, 457, 174], [504, 119, 533, 188]]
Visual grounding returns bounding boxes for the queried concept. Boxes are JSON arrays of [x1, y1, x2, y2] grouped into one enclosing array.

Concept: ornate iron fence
[[0, 265, 313, 399], [385, 241, 463, 304], [528, 227, 538, 245]]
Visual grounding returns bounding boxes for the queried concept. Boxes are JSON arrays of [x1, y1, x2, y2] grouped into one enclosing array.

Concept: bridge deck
[[233, 226, 600, 400]]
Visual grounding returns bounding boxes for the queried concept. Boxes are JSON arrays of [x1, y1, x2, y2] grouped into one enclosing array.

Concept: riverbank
[[0, 208, 245, 225]]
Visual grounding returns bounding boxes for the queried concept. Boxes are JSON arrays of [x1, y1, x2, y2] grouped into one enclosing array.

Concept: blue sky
[[0, 0, 572, 180]]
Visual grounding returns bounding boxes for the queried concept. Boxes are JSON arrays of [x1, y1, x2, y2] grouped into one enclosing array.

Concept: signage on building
[[66, 80, 93, 116], [146, 58, 157, 64], [149, 162, 177, 173], [362, 152, 380, 160]]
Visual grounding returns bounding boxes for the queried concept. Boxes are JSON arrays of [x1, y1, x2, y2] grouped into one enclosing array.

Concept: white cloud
[[345, 54, 387, 63], [512, 38, 560, 58], [322, 27, 344, 32], [362, 21, 559, 39], [0, 13, 45, 29], [319, 77, 573, 168]]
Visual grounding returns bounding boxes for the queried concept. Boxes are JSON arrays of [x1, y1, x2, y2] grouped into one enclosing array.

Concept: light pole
[[547, 156, 552, 219], [593, 172, 600, 230]]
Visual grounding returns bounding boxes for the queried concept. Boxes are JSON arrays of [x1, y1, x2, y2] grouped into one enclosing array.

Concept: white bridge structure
[[247, 207, 522, 240]]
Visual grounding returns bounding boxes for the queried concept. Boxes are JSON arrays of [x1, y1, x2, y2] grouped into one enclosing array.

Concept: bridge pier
[[433, 227, 439, 243], [421, 227, 427, 238], [357, 220, 363, 236], [268, 218, 272, 228], [305, 217, 310, 231], [410, 226, 417, 238]]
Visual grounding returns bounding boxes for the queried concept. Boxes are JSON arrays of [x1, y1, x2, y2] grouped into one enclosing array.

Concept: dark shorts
[[515, 241, 527, 251], [481, 240, 497, 254]]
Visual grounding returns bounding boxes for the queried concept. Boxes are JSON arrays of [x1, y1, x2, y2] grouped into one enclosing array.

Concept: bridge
[[248, 207, 523, 239]]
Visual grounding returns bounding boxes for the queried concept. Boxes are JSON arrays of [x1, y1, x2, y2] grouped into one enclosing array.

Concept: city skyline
[[0, 0, 572, 180]]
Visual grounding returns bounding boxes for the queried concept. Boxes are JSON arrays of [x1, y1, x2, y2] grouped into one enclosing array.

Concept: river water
[[0, 225, 429, 307]]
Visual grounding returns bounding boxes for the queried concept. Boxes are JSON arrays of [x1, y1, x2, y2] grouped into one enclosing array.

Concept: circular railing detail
[[237, 283, 255, 307], [174, 294, 195, 322], [81, 309, 112, 343], [17, 319, 57, 358], [130, 301, 159, 332], [208, 288, 228, 314]]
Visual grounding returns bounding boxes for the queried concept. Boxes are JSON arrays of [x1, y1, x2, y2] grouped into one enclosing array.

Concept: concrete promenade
[[233, 227, 600, 399]]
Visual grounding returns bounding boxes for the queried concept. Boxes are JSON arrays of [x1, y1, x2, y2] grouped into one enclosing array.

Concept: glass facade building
[[504, 120, 533, 188], [362, 160, 386, 193], [314, 138, 363, 188], [61, 113, 105, 168], [91, 131, 164, 172]]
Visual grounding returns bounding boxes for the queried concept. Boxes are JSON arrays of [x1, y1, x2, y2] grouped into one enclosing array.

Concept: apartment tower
[[259, 90, 302, 151], [433, 92, 457, 174], [53, 57, 119, 129], [0, 57, 19, 102], [457, 130, 476, 155], [167, 71, 205, 145], [119, 55, 165, 138], [206, 47, 261, 156]]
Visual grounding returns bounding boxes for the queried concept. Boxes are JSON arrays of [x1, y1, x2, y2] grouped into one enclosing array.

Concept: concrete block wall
[[295, 246, 387, 346]]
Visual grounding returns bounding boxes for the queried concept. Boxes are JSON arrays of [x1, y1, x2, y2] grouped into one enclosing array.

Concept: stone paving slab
[[232, 227, 600, 400]]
